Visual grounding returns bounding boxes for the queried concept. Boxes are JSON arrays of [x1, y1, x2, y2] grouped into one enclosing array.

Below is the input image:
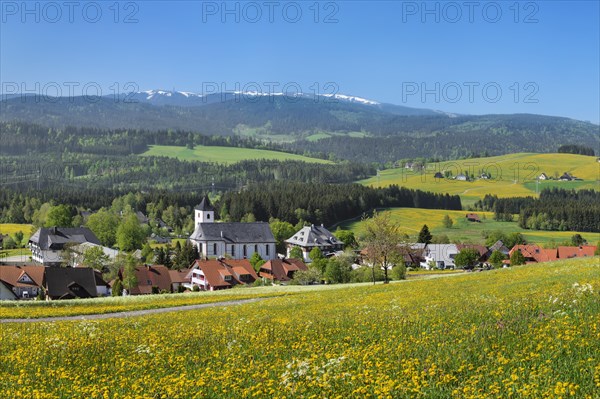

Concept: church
[[189, 197, 277, 260]]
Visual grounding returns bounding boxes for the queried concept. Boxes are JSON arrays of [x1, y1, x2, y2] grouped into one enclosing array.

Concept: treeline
[[473, 190, 599, 232], [0, 121, 313, 157], [0, 153, 375, 212], [557, 144, 596, 156], [518, 189, 600, 232], [218, 182, 462, 226]]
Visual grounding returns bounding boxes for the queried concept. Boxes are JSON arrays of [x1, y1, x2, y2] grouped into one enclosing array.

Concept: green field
[[2, 258, 598, 398], [340, 207, 600, 245], [142, 145, 332, 164], [360, 153, 600, 206]]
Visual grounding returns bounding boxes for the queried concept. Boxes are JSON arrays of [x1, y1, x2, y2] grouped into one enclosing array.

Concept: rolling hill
[[359, 153, 600, 206]]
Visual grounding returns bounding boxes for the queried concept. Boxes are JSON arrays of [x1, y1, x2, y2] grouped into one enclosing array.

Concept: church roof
[[194, 196, 214, 212], [190, 222, 276, 244]]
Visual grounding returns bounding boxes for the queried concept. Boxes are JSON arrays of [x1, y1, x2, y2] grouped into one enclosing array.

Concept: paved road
[[1, 297, 267, 324]]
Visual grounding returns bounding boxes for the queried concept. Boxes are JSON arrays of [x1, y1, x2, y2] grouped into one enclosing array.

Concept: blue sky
[[1, 1, 599, 122]]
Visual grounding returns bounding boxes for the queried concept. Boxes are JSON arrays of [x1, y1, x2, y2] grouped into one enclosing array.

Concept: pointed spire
[[195, 196, 214, 211]]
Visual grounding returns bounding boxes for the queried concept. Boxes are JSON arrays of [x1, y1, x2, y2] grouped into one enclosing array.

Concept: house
[[455, 174, 468, 181], [538, 173, 548, 180], [28, 227, 101, 266], [128, 265, 173, 295], [189, 258, 259, 291], [479, 172, 490, 179], [44, 267, 101, 300], [94, 270, 111, 296], [559, 172, 573, 181], [285, 224, 344, 262], [557, 246, 597, 260], [156, 218, 173, 233], [259, 258, 308, 283], [189, 197, 277, 260], [466, 213, 481, 223], [151, 234, 171, 245], [136, 211, 149, 225], [485, 240, 510, 258], [0, 265, 45, 299], [420, 244, 459, 269], [72, 242, 119, 267], [169, 269, 191, 292], [433, 172, 444, 179], [509, 245, 557, 263], [457, 244, 489, 262]]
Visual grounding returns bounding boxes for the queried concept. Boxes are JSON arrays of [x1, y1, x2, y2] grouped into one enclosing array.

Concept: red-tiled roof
[[466, 213, 481, 222], [129, 265, 172, 295], [190, 260, 232, 289], [510, 245, 557, 263], [0, 265, 45, 289], [557, 246, 597, 260], [457, 244, 488, 257], [259, 259, 307, 281], [168, 269, 191, 284]]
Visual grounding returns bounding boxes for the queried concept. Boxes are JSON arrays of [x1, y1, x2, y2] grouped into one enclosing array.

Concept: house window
[[207, 213, 211, 220], [224, 275, 232, 281], [213, 243, 217, 255], [266, 245, 270, 256], [231, 245, 235, 257], [254, 244, 258, 252], [243, 245, 247, 257]]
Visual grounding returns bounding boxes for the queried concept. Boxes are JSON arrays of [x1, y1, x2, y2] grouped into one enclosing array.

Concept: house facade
[[420, 244, 459, 269], [29, 227, 101, 266], [259, 258, 308, 283], [44, 267, 101, 300], [285, 224, 344, 262], [0, 265, 45, 299], [189, 197, 277, 260]]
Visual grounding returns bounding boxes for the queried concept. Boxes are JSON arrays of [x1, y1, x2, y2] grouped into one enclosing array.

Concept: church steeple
[[195, 196, 215, 225]]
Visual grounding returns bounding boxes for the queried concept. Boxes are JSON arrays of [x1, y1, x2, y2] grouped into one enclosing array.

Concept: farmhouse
[[559, 172, 574, 181], [189, 197, 277, 260], [509, 245, 557, 263], [466, 213, 481, 223], [259, 258, 308, 283], [0, 265, 45, 299], [433, 172, 444, 179], [285, 224, 343, 262], [485, 240, 510, 258], [189, 258, 258, 291], [29, 227, 101, 266], [455, 174, 468, 181], [556, 245, 596, 260], [538, 173, 548, 180], [420, 244, 459, 269]]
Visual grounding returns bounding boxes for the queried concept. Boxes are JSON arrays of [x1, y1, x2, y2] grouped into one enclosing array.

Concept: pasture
[[340, 207, 600, 245], [1, 257, 598, 398], [360, 153, 600, 205], [141, 145, 332, 164]]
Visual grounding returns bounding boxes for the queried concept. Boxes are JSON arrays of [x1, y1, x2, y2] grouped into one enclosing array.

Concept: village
[[1, 196, 596, 301]]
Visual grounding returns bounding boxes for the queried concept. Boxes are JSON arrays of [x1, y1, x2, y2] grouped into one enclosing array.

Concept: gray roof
[[29, 227, 101, 250], [285, 225, 343, 248], [44, 267, 99, 299], [195, 196, 214, 212], [190, 222, 275, 244]]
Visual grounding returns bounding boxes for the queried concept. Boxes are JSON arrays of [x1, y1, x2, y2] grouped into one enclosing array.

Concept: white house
[[420, 244, 459, 270], [189, 197, 277, 260], [28, 227, 101, 267], [285, 224, 344, 262]]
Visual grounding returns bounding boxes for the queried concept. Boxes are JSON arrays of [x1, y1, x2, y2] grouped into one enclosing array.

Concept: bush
[[391, 264, 407, 280]]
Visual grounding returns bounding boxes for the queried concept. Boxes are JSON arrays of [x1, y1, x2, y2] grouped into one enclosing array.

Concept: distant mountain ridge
[[1, 90, 598, 161]]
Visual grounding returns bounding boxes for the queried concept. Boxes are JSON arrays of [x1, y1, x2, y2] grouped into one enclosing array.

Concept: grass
[[141, 145, 332, 164], [359, 153, 600, 205], [340, 207, 600, 245], [0, 223, 33, 240], [1, 257, 598, 398]]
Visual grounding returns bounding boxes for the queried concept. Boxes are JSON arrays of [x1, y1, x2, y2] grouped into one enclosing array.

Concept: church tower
[[194, 196, 215, 227]]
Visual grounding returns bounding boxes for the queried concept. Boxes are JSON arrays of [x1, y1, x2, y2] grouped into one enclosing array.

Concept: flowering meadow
[[1, 257, 599, 398]]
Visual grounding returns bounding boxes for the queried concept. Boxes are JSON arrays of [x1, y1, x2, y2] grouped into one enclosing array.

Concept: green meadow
[[142, 145, 332, 164], [341, 207, 600, 245], [360, 153, 600, 206]]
